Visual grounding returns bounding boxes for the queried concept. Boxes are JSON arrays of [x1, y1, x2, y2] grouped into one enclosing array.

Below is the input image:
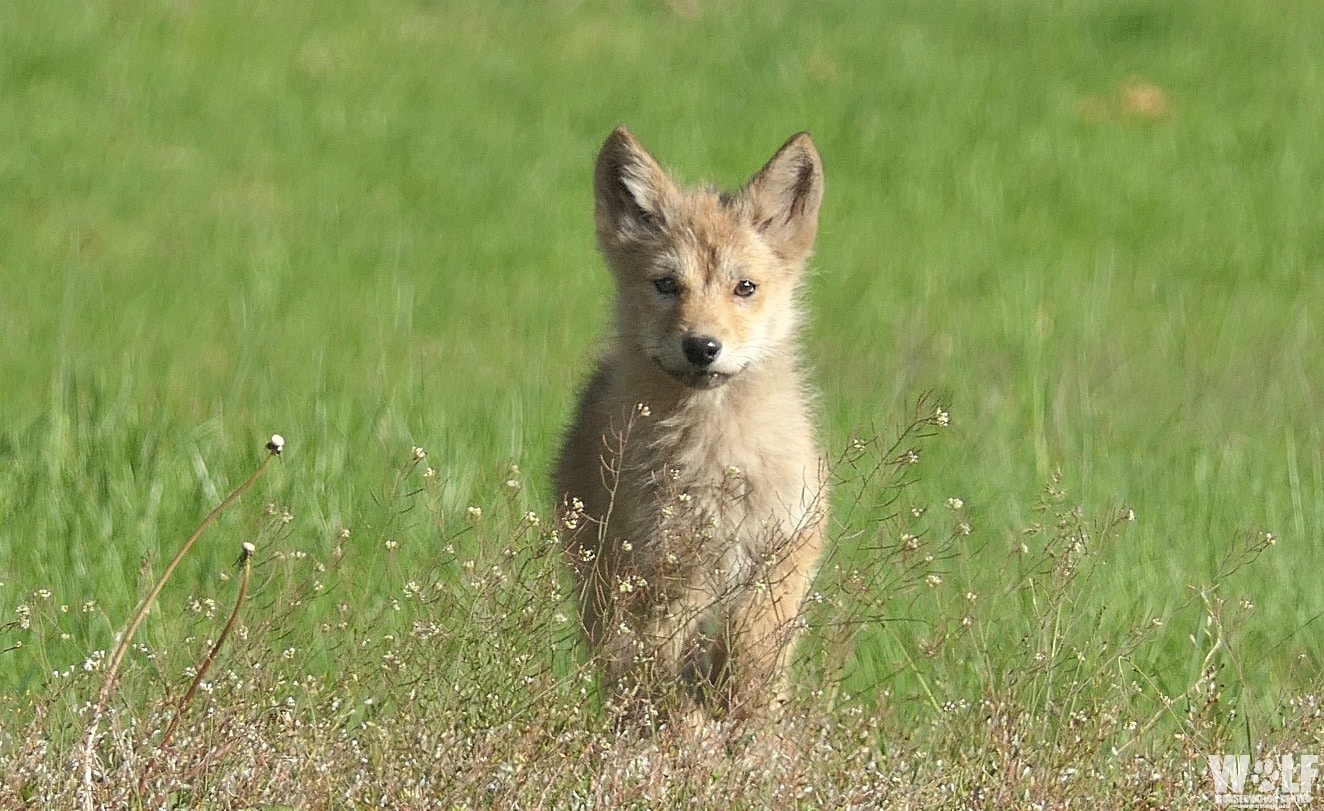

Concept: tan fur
[[554, 127, 827, 726]]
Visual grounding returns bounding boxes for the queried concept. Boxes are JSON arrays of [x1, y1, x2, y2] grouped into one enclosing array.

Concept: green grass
[[2, 0, 1323, 805]]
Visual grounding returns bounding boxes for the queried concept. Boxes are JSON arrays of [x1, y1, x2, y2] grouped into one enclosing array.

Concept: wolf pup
[[554, 127, 827, 726]]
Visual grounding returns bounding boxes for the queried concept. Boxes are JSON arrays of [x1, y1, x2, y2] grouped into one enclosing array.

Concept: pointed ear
[[594, 127, 676, 240], [742, 132, 824, 262]]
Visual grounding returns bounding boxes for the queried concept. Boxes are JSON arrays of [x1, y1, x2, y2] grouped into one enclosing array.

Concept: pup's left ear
[[742, 132, 824, 263]]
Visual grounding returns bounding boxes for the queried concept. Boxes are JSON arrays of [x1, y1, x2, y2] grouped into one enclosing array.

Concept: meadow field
[[2, 0, 1322, 806]]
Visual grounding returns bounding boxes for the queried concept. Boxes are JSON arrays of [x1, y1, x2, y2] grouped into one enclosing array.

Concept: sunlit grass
[[2, 0, 1323, 804]]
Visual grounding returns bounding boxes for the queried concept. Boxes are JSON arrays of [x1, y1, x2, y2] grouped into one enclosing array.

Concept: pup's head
[[593, 128, 824, 390]]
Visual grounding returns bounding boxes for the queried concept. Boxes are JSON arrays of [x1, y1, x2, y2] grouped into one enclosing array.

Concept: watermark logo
[[1207, 754, 1318, 808]]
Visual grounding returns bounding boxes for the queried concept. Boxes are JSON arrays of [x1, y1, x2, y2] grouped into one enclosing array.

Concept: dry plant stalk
[[79, 435, 283, 810], [134, 540, 256, 801]]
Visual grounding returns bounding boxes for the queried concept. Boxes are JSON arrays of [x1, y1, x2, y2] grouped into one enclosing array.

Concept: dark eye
[[734, 279, 757, 298], [653, 277, 680, 295]]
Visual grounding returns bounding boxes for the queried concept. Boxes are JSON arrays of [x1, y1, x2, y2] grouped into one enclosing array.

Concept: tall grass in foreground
[[2, 406, 1318, 808]]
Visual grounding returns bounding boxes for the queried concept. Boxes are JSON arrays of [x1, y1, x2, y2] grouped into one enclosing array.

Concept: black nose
[[682, 336, 722, 367]]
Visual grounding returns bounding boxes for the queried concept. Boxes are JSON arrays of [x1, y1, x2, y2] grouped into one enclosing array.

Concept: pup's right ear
[[594, 127, 675, 240]]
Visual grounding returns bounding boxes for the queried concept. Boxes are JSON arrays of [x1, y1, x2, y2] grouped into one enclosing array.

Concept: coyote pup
[[554, 127, 827, 724]]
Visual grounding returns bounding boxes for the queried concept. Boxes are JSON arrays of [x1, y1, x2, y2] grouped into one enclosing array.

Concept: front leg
[[723, 517, 824, 719], [602, 582, 716, 729]]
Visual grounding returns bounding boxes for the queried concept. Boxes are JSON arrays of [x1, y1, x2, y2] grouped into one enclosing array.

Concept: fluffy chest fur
[[600, 356, 825, 595]]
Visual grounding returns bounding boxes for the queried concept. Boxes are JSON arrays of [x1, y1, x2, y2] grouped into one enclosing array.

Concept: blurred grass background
[[1, 0, 1321, 717]]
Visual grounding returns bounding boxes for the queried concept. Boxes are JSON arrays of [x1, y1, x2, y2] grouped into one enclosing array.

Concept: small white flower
[[411, 446, 427, 461], [267, 434, 285, 454], [467, 506, 483, 521], [946, 497, 964, 510], [925, 574, 943, 588], [934, 408, 951, 427]]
